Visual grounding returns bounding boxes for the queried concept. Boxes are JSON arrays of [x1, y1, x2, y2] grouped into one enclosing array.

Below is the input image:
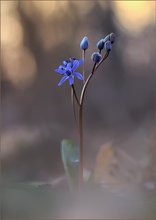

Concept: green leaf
[[61, 139, 79, 189]]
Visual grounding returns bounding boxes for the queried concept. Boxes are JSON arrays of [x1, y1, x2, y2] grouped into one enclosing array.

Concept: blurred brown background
[[1, 1, 156, 188]]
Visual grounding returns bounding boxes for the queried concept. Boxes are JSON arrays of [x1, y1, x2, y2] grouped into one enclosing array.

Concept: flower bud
[[103, 34, 110, 43], [105, 41, 112, 52], [97, 39, 105, 51], [91, 52, 102, 63], [80, 36, 89, 50], [109, 33, 115, 44]]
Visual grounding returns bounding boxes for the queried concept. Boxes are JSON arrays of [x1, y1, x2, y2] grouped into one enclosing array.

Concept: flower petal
[[59, 65, 65, 69], [78, 59, 84, 66], [63, 60, 69, 66], [66, 62, 72, 68], [55, 68, 66, 75], [73, 72, 84, 80], [58, 75, 69, 86], [68, 76, 74, 85], [72, 60, 80, 71]]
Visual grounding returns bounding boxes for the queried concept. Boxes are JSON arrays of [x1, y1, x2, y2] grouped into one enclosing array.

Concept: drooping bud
[[104, 41, 112, 52], [97, 39, 105, 51], [80, 36, 89, 50], [109, 33, 115, 44], [91, 52, 102, 63]]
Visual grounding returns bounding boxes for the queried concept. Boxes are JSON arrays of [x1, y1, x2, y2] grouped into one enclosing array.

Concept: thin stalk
[[80, 63, 96, 105], [78, 63, 96, 187], [78, 103, 83, 186], [82, 50, 86, 84], [95, 51, 109, 71], [71, 85, 80, 106], [78, 51, 110, 187], [71, 88, 78, 130]]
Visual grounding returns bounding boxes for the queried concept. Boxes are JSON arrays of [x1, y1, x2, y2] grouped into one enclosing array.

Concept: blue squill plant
[[54, 33, 115, 189]]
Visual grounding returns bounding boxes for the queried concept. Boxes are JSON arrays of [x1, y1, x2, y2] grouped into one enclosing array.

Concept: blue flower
[[55, 58, 84, 86]]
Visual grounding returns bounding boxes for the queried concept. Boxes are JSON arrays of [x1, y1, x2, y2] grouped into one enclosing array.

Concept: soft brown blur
[[1, 0, 156, 191]]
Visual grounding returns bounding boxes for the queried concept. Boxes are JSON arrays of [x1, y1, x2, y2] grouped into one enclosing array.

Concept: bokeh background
[[1, 0, 156, 219], [1, 0, 156, 218]]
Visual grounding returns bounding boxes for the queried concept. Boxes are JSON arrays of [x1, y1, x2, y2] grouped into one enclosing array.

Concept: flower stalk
[[82, 50, 85, 84], [54, 33, 115, 189], [78, 63, 96, 186], [71, 87, 78, 131]]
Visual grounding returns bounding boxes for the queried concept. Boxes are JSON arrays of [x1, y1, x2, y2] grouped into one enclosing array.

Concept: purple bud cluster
[[97, 33, 115, 52], [80, 33, 115, 63]]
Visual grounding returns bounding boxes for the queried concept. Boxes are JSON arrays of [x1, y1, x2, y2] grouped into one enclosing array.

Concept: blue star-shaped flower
[[55, 58, 84, 86]]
